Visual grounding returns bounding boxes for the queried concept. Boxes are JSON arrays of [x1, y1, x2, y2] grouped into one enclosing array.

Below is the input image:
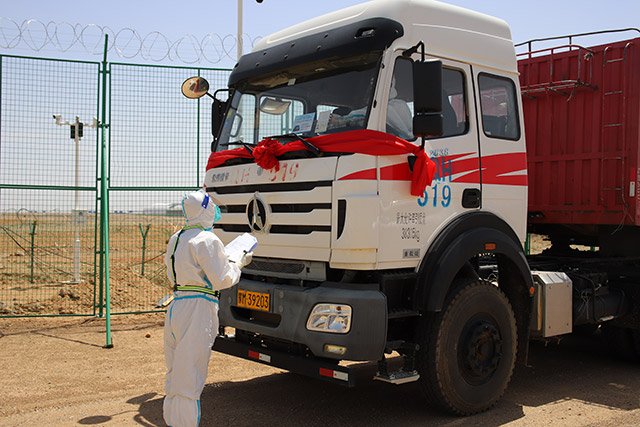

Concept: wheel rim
[[458, 316, 502, 385]]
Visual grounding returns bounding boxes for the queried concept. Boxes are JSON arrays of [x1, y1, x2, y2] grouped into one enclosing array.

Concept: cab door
[[472, 66, 528, 240], [377, 55, 481, 267]]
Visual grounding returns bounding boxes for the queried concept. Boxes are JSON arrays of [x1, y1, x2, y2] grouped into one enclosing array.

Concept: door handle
[[462, 188, 481, 208]]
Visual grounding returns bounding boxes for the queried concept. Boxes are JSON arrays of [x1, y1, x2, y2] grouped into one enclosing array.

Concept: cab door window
[[478, 73, 520, 140], [386, 57, 468, 140]]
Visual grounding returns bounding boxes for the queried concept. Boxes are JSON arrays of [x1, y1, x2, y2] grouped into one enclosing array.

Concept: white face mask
[[212, 204, 221, 224]]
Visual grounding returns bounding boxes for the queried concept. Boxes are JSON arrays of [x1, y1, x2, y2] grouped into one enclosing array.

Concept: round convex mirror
[[181, 76, 210, 99]]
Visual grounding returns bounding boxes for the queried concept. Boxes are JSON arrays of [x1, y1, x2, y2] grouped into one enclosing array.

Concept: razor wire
[[0, 18, 262, 64]]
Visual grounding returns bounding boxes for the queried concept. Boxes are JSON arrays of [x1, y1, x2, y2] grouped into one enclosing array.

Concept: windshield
[[216, 52, 381, 151]]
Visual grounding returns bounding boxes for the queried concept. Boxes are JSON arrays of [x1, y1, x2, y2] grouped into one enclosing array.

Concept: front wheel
[[416, 280, 517, 415]]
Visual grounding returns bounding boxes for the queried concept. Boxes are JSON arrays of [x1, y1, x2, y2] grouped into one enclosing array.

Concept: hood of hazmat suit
[[181, 189, 221, 230]]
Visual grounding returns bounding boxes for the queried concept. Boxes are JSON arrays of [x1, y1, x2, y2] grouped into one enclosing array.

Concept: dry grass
[[0, 213, 183, 315]]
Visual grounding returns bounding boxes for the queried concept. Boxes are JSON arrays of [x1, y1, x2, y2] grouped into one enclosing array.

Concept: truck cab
[[188, 0, 536, 415]]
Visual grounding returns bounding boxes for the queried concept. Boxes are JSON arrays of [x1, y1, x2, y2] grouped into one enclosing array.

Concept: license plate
[[237, 289, 270, 312]]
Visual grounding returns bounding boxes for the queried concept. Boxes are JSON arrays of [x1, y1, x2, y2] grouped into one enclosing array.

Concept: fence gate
[[106, 63, 230, 314], [0, 55, 101, 317], [0, 53, 231, 318]]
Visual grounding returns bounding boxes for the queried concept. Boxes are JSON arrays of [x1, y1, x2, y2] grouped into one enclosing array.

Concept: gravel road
[[1, 313, 639, 426]]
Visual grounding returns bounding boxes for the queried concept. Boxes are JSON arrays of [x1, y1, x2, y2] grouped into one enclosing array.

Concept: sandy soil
[[1, 313, 639, 427]]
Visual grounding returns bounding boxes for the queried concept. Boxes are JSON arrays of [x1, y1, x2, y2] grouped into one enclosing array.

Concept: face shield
[[201, 193, 222, 224]]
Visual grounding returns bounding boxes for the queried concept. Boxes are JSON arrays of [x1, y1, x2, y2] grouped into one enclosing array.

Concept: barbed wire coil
[[0, 18, 262, 65]]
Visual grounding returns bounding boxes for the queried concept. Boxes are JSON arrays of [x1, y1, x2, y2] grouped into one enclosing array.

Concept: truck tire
[[416, 280, 517, 415], [602, 324, 640, 362]]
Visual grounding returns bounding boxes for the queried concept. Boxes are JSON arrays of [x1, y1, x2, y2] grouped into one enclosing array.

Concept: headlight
[[306, 304, 352, 334]]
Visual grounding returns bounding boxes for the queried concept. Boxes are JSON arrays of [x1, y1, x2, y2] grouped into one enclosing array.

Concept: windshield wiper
[[221, 135, 321, 158], [220, 140, 255, 155], [282, 133, 321, 157]]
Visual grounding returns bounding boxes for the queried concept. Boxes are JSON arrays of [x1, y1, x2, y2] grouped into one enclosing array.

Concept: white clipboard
[[225, 233, 258, 260]]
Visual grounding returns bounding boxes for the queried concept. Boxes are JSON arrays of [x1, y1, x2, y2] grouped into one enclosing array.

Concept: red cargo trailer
[[518, 32, 640, 250]]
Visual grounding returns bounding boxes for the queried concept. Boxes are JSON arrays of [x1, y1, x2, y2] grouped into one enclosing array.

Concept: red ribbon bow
[[252, 138, 283, 171]]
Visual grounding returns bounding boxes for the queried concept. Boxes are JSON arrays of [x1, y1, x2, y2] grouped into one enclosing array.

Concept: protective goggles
[[201, 193, 210, 209]]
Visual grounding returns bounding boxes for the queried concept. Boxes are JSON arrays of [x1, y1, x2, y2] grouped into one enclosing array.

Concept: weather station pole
[[72, 116, 81, 283], [238, 0, 264, 60], [237, 0, 243, 60], [53, 114, 98, 284]]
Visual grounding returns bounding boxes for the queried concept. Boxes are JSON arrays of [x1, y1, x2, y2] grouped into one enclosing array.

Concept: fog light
[[324, 344, 347, 355], [306, 304, 352, 334]]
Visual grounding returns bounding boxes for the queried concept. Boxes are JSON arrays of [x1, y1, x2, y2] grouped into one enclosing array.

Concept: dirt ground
[[1, 313, 640, 427]]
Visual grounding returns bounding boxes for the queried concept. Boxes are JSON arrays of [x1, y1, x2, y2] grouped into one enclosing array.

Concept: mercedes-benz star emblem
[[247, 193, 268, 233]]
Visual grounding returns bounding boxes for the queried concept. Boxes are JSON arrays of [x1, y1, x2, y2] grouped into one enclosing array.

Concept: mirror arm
[[404, 41, 428, 149], [213, 88, 230, 99], [402, 41, 425, 62]]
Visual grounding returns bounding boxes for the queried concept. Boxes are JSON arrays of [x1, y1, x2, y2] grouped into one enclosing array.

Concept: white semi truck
[[180, 0, 640, 415]]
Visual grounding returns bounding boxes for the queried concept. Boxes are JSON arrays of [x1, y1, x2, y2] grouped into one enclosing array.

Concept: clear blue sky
[[0, 0, 638, 213], [1, 0, 639, 67]]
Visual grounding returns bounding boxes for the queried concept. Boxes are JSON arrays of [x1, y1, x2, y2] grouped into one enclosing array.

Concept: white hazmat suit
[[163, 189, 251, 427], [386, 80, 414, 140]]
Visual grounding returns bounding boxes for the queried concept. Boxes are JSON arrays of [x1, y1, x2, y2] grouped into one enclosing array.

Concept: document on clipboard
[[225, 233, 258, 261]]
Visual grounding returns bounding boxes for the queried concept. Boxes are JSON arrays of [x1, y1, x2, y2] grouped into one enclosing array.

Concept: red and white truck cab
[[180, 0, 640, 415]]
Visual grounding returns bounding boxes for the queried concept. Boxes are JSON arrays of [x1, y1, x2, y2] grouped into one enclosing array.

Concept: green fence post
[[525, 233, 531, 255], [29, 220, 37, 283], [101, 35, 113, 349], [139, 223, 151, 276]]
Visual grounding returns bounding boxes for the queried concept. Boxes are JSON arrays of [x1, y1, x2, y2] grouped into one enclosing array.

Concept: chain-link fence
[[106, 63, 230, 315], [0, 55, 101, 317], [0, 53, 231, 317]]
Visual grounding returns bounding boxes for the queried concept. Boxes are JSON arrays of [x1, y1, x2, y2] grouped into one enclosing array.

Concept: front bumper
[[213, 335, 356, 386], [217, 278, 388, 361]]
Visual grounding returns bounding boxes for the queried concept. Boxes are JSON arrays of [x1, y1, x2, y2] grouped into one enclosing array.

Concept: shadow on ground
[[84, 332, 640, 426], [0, 316, 163, 348]]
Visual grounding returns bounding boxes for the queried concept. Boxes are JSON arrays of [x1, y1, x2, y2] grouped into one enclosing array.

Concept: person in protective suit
[[385, 77, 414, 140], [163, 189, 252, 427]]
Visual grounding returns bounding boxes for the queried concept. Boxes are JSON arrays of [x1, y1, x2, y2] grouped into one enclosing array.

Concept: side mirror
[[181, 76, 210, 99], [181, 76, 231, 145], [212, 96, 228, 138], [412, 59, 443, 138]]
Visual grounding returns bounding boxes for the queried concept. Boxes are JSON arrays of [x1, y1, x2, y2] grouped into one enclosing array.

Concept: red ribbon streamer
[[206, 129, 436, 196]]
